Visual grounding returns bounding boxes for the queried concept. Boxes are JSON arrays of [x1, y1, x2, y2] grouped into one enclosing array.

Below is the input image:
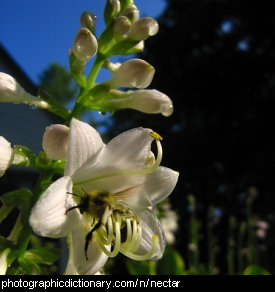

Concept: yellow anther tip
[[150, 131, 163, 141]]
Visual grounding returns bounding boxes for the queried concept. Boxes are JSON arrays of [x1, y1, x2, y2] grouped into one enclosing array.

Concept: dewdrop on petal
[[0, 136, 13, 177], [72, 28, 98, 62], [108, 59, 155, 89], [0, 72, 48, 109], [43, 124, 70, 160], [128, 17, 159, 41]]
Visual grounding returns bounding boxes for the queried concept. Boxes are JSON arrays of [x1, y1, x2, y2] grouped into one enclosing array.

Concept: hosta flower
[[0, 72, 48, 108], [30, 119, 179, 275], [107, 59, 155, 89], [42, 124, 70, 160], [107, 89, 174, 117], [0, 136, 14, 177], [72, 28, 98, 62], [128, 17, 159, 41]]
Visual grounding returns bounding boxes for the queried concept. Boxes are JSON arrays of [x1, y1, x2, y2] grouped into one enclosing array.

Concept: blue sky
[[0, 0, 166, 84]]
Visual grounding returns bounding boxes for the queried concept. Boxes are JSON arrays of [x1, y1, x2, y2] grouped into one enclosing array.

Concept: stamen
[[127, 220, 138, 252], [121, 235, 159, 261], [150, 131, 163, 141], [96, 220, 121, 258], [131, 225, 142, 253]]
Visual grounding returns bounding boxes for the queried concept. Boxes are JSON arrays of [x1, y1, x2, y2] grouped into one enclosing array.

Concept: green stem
[[67, 54, 106, 123], [8, 214, 23, 242], [0, 205, 13, 224], [86, 53, 106, 90], [227, 216, 236, 275], [46, 104, 70, 120]]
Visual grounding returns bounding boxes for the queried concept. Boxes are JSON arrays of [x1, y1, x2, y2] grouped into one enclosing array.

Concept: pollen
[[150, 131, 163, 141]]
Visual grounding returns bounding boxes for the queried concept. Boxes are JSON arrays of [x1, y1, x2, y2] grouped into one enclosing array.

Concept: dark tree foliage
[[113, 0, 275, 273], [39, 63, 77, 106]]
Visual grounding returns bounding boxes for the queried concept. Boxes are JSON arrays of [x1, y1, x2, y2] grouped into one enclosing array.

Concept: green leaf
[[243, 265, 271, 275], [0, 188, 33, 223], [24, 247, 61, 265], [0, 236, 14, 251], [18, 256, 41, 275], [157, 246, 186, 275], [127, 260, 155, 275]]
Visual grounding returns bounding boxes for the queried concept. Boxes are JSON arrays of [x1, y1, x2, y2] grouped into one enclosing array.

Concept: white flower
[[43, 124, 70, 160], [72, 28, 98, 62], [160, 209, 178, 245], [107, 89, 174, 116], [0, 248, 10, 275], [0, 136, 14, 177], [0, 72, 48, 108], [30, 119, 179, 275], [128, 17, 159, 41], [107, 59, 155, 89]]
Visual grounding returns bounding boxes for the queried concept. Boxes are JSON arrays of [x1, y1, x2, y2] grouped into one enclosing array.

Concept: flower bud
[[108, 59, 155, 88], [128, 17, 159, 41], [42, 124, 70, 160], [108, 89, 173, 116], [72, 28, 98, 62], [80, 11, 97, 32], [122, 4, 139, 23], [104, 0, 121, 24], [113, 16, 132, 37], [0, 73, 48, 108], [0, 136, 14, 177]]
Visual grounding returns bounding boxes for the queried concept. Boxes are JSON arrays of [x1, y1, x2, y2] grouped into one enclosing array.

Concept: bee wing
[[113, 184, 152, 209]]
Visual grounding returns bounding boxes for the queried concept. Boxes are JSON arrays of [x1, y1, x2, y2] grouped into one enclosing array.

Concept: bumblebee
[[66, 189, 137, 260]]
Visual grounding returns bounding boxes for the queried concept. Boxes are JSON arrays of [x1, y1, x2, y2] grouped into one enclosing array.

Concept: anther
[[150, 131, 163, 141]]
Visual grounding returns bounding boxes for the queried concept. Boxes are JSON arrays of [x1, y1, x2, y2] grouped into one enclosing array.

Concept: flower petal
[[136, 209, 166, 260], [73, 127, 153, 184], [71, 221, 109, 275], [65, 118, 104, 177], [0, 136, 13, 177], [29, 176, 76, 238], [143, 167, 179, 205]]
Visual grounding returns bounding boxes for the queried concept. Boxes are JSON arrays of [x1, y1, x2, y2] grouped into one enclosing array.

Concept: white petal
[[65, 118, 104, 177], [29, 176, 76, 238], [0, 136, 13, 177], [73, 127, 153, 183], [143, 167, 179, 205], [43, 124, 70, 160], [136, 209, 166, 260], [71, 221, 109, 275]]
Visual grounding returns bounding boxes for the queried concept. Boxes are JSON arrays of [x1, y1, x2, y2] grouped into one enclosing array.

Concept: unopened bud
[[80, 11, 97, 32], [0, 73, 48, 109], [122, 4, 139, 23], [108, 59, 155, 88], [108, 89, 173, 116], [113, 16, 132, 37], [72, 28, 98, 62], [104, 0, 121, 24], [0, 136, 13, 177], [43, 124, 70, 160], [128, 17, 159, 41]]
